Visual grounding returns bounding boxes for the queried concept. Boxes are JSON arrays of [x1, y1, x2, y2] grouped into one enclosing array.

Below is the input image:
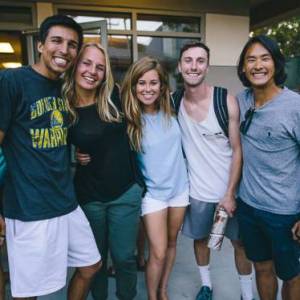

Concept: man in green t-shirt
[[0, 15, 101, 299]]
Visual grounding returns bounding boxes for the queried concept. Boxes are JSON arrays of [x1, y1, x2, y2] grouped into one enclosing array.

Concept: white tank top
[[178, 97, 232, 203]]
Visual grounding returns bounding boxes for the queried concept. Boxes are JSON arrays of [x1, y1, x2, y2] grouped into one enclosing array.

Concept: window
[[108, 35, 132, 83], [0, 5, 33, 26], [137, 14, 200, 33], [57, 7, 202, 88], [59, 9, 131, 30], [138, 36, 200, 87], [136, 14, 201, 88]]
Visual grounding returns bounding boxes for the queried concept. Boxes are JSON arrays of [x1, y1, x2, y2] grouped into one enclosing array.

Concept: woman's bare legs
[[143, 209, 168, 300], [158, 207, 186, 300]]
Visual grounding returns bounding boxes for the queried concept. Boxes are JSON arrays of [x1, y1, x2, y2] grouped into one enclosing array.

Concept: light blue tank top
[[137, 111, 189, 201]]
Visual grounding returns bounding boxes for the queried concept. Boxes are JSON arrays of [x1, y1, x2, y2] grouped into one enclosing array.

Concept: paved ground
[[5, 234, 284, 299]]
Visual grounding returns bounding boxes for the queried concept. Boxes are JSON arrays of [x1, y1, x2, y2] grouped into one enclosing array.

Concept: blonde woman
[[122, 56, 189, 300], [63, 43, 144, 300]]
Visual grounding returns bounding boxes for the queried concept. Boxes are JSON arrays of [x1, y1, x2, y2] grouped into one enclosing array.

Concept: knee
[[112, 250, 135, 270], [150, 247, 167, 265], [254, 260, 275, 275], [194, 238, 208, 249], [77, 260, 102, 280], [284, 274, 300, 286], [232, 240, 246, 253], [167, 229, 180, 248], [167, 239, 177, 249]]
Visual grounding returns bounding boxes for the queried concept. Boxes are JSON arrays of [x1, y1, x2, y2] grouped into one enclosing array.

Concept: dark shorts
[[237, 198, 300, 281]]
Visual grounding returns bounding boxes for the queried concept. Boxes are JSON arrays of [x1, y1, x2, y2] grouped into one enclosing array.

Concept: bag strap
[[171, 88, 184, 114], [171, 86, 229, 137], [213, 86, 229, 137]]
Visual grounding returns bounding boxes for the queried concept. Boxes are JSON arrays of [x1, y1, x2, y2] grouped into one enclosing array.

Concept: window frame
[[0, 1, 36, 30], [55, 5, 204, 61]]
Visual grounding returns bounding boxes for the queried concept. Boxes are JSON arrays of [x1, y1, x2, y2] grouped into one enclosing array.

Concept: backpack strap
[[171, 88, 185, 114], [213, 86, 229, 137]]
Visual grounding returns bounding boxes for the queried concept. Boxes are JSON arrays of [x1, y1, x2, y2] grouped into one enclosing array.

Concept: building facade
[[0, 0, 251, 94]]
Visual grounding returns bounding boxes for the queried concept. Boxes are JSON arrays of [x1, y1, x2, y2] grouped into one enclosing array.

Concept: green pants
[[82, 184, 142, 300]]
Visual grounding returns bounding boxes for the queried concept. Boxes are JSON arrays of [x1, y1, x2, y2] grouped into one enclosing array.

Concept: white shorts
[[5, 206, 101, 298], [141, 189, 189, 216]]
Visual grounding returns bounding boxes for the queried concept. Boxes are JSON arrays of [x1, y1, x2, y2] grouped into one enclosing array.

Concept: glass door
[[81, 20, 107, 48]]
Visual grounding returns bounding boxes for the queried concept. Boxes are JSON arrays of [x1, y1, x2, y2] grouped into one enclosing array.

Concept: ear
[[37, 41, 44, 54], [205, 64, 210, 73], [177, 62, 182, 73]]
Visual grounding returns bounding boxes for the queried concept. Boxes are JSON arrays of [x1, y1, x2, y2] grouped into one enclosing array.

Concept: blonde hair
[[121, 56, 173, 152], [62, 42, 121, 123]]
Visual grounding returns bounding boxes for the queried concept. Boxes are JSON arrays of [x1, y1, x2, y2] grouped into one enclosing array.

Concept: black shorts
[[237, 198, 300, 281]]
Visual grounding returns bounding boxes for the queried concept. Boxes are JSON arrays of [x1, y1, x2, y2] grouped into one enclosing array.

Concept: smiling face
[[243, 42, 276, 89], [136, 69, 161, 114], [75, 46, 106, 94], [37, 25, 79, 80], [178, 46, 209, 87]]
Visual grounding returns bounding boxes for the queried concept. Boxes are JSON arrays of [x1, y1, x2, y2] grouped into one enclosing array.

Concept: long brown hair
[[62, 42, 121, 123], [121, 56, 173, 152]]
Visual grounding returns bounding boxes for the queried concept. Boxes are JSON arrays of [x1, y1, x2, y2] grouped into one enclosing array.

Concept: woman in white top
[[122, 56, 189, 300]]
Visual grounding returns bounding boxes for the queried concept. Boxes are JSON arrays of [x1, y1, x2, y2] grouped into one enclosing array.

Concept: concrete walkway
[[6, 234, 284, 299]]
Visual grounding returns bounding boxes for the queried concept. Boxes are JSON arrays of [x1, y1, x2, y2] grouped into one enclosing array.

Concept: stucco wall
[[206, 66, 244, 96], [205, 13, 249, 66]]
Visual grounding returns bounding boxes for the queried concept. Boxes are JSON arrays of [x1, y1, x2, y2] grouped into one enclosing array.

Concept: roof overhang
[[250, 0, 300, 29]]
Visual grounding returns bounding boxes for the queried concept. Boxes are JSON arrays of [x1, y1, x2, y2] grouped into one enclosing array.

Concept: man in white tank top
[[176, 42, 254, 300]]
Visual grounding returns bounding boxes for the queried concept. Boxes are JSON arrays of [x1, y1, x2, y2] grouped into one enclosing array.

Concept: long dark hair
[[237, 35, 287, 87]]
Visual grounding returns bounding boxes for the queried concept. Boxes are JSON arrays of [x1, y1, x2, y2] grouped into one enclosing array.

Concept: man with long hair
[[236, 35, 300, 300]]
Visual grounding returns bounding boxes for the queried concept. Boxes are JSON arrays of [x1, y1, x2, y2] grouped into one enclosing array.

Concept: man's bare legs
[[231, 240, 252, 274], [193, 239, 254, 299], [158, 207, 186, 300], [253, 257, 300, 300], [231, 240, 253, 300], [68, 261, 102, 300], [254, 260, 278, 300], [194, 238, 210, 266], [281, 274, 300, 300], [13, 262, 101, 300]]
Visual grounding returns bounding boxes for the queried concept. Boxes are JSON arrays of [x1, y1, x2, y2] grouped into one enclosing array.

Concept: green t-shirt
[[0, 66, 77, 221]]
